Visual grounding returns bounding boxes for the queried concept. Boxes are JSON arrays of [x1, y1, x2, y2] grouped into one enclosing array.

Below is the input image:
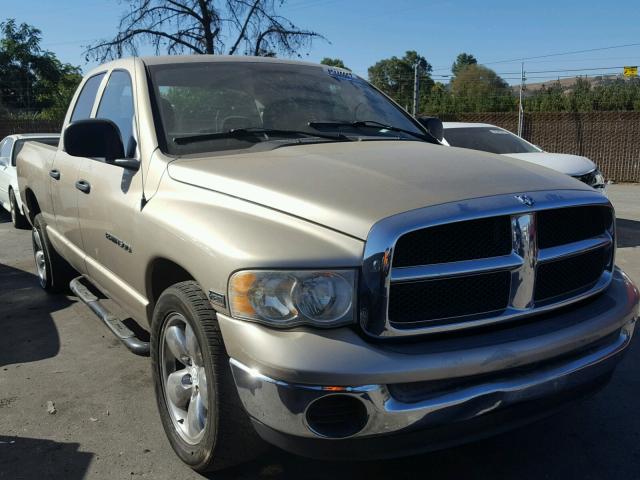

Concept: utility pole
[[412, 62, 419, 117], [518, 62, 525, 137]]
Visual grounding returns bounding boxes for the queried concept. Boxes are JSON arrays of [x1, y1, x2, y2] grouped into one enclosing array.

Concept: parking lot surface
[[1, 185, 639, 480]]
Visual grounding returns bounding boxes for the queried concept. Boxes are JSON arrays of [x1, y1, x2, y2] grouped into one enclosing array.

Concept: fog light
[[305, 394, 368, 438]]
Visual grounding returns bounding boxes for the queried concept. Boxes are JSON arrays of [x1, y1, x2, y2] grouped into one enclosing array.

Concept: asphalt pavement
[[1, 184, 639, 480]]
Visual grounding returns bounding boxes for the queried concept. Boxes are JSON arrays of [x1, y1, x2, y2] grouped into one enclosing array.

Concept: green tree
[[423, 81, 454, 114], [368, 50, 434, 111], [590, 77, 640, 110], [320, 57, 349, 70], [527, 76, 640, 112], [449, 64, 515, 112], [451, 52, 477, 77], [566, 77, 595, 111], [524, 81, 567, 112], [37, 60, 82, 120], [0, 19, 81, 117]]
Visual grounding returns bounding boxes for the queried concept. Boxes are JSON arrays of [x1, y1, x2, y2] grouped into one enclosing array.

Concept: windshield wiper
[[174, 128, 350, 145], [308, 120, 436, 143]]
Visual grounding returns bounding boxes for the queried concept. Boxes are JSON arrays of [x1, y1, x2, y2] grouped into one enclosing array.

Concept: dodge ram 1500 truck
[[17, 56, 639, 472]]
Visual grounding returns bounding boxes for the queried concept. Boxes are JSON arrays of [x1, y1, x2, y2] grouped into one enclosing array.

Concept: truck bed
[[16, 140, 58, 223]]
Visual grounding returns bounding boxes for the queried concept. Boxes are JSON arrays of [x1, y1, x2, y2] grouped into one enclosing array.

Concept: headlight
[[228, 270, 356, 328], [591, 169, 606, 188]]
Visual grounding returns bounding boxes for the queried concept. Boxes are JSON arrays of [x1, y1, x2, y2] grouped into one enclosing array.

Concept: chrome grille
[[393, 216, 512, 266], [535, 247, 609, 303], [360, 190, 615, 338], [388, 271, 511, 324], [537, 205, 612, 248]]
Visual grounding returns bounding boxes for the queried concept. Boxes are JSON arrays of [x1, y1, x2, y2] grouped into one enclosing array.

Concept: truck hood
[[168, 141, 590, 240], [503, 152, 596, 177]]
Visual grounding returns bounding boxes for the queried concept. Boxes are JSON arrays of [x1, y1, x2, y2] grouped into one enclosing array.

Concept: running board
[[69, 277, 150, 356]]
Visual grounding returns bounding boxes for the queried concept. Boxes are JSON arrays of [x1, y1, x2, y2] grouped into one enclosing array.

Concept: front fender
[[136, 176, 365, 319]]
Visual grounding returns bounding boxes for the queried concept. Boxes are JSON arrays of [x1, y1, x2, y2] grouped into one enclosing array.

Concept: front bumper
[[231, 322, 633, 439], [220, 268, 639, 455]]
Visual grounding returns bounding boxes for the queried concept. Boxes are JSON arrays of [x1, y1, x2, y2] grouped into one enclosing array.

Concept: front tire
[[9, 189, 28, 229], [150, 281, 265, 472]]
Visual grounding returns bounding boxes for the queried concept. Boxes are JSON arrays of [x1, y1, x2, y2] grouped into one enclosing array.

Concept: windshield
[[148, 61, 425, 155], [444, 127, 540, 155]]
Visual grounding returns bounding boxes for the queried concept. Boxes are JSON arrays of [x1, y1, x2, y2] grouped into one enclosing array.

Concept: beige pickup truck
[[17, 56, 639, 472]]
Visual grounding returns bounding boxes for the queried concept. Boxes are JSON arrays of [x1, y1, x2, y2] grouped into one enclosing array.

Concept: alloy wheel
[[160, 313, 209, 444], [32, 227, 47, 287]]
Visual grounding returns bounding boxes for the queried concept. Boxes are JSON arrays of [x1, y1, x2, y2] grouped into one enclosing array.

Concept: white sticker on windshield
[[489, 129, 508, 134], [324, 66, 357, 81]]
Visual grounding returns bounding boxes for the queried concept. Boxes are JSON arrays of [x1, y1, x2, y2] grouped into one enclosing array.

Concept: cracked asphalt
[[1, 184, 639, 480]]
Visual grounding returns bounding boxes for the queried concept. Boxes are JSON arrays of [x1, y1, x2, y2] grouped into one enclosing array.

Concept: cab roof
[[140, 54, 321, 67], [443, 122, 501, 129]]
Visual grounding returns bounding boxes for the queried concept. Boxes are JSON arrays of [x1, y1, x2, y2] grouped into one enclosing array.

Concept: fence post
[[412, 62, 419, 117], [518, 62, 525, 137]]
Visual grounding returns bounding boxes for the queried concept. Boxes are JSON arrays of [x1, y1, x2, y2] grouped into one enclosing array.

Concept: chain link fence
[[2, 113, 640, 182], [0, 119, 62, 140]]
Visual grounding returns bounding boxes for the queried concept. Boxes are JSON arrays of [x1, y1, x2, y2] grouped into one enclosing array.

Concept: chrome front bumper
[[230, 321, 635, 440]]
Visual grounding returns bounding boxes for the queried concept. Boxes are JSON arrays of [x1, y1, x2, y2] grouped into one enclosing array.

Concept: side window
[[11, 140, 24, 167], [71, 73, 106, 122], [97, 71, 136, 159], [0, 138, 12, 158]]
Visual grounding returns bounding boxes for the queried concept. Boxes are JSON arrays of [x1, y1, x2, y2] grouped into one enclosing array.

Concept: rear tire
[[9, 189, 28, 229], [32, 214, 75, 293], [151, 281, 266, 472]]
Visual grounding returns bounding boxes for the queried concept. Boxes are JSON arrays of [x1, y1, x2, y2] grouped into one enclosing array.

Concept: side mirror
[[64, 119, 125, 163], [417, 116, 444, 142]]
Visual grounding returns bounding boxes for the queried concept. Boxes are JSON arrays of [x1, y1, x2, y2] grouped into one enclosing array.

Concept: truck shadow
[[0, 435, 93, 480], [213, 401, 633, 479], [0, 263, 70, 367], [616, 218, 640, 248]]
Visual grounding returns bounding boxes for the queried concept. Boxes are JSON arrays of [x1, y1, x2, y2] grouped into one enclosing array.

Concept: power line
[[514, 55, 640, 65], [485, 42, 640, 65], [430, 42, 640, 73], [379, 65, 635, 82], [523, 66, 629, 74]]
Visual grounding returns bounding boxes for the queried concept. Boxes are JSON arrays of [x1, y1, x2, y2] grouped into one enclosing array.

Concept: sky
[[3, 0, 640, 84]]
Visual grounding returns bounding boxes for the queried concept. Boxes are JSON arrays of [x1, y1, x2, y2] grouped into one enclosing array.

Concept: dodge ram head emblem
[[515, 194, 535, 207]]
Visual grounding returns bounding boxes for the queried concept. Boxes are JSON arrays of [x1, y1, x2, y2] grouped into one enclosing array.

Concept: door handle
[[75, 180, 91, 194], [49, 169, 61, 180]]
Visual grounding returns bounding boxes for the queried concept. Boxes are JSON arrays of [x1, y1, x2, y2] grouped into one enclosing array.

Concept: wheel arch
[[146, 257, 197, 311], [23, 187, 41, 224]]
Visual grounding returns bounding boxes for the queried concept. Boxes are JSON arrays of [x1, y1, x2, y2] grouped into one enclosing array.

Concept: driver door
[[76, 68, 145, 317]]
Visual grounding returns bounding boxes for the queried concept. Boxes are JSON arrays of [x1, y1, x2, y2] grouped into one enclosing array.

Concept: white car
[[441, 122, 606, 192], [0, 133, 59, 228]]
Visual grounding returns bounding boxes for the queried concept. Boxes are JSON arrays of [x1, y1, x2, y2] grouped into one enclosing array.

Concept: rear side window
[[0, 138, 12, 158], [96, 71, 136, 158], [71, 73, 106, 122], [444, 127, 539, 155]]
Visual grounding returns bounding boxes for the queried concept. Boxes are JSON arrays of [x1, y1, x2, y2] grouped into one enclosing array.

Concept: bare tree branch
[[254, 27, 322, 57], [228, 0, 260, 55], [85, 28, 204, 63], [166, 0, 204, 22], [84, 0, 326, 62]]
